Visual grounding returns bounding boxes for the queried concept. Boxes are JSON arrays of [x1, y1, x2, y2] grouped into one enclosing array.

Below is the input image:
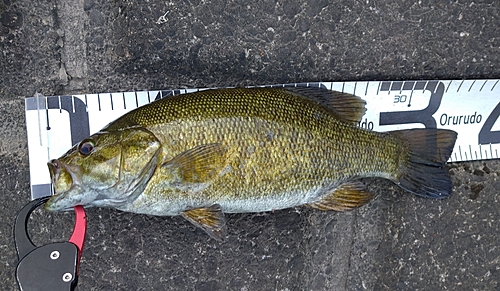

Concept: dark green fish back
[[105, 88, 362, 133]]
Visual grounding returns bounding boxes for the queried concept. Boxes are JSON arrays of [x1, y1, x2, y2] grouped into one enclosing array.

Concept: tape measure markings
[[25, 80, 500, 199]]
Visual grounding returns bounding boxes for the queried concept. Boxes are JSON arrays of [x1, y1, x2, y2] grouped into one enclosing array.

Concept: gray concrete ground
[[1, 0, 499, 290]]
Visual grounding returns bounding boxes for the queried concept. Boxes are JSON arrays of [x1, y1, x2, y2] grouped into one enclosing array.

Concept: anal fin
[[181, 204, 227, 241], [307, 182, 374, 211]]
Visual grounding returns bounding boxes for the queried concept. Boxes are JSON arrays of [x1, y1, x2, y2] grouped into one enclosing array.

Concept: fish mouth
[[47, 160, 60, 187], [48, 159, 82, 190], [46, 159, 83, 211]]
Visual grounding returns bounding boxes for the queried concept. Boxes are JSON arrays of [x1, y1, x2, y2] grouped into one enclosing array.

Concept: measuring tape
[[25, 80, 500, 199]]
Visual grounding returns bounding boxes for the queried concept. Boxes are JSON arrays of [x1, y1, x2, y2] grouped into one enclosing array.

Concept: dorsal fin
[[284, 87, 366, 124]]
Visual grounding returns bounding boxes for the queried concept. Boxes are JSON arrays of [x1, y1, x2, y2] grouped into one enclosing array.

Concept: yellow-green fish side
[[108, 88, 403, 215], [46, 87, 457, 240]]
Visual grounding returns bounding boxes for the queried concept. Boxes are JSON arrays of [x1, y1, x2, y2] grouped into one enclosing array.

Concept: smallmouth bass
[[46, 87, 457, 240]]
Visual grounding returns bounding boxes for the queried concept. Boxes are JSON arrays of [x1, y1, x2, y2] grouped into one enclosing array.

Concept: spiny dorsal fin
[[162, 143, 228, 184], [284, 87, 366, 124], [181, 204, 227, 241], [307, 181, 374, 211]]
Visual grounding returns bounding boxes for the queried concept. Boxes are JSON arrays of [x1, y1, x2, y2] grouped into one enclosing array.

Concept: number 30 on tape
[[24, 79, 500, 199]]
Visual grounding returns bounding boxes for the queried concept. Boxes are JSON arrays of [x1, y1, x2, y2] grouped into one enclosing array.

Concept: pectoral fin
[[307, 181, 374, 211], [163, 143, 229, 185], [181, 204, 227, 241]]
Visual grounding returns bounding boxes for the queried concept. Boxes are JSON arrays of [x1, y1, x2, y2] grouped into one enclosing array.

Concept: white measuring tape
[[25, 80, 500, 199]]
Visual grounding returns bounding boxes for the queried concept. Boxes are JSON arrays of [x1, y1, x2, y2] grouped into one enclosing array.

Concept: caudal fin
[[391, 129, 457, 199]]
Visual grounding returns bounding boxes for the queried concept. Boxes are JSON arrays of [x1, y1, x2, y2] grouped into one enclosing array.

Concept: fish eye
[[78, 139, 95, 155]]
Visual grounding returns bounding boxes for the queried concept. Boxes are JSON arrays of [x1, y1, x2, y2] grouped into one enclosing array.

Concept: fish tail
[[391, 128, 457, 198]]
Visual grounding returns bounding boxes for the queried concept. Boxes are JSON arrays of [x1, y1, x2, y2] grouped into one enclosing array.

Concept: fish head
[[45, 127, 162, 211]]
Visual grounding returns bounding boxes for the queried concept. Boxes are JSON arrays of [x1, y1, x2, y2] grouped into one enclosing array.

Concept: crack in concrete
[[54, 0, 88, 94]]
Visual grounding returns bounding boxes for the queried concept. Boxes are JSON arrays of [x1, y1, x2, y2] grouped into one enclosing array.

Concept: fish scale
[[109, 89, 402, 209], [45, 87, 456, 240]]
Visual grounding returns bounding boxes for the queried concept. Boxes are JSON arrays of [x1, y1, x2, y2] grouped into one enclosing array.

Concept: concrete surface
[[1, 0, 499, 290]]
